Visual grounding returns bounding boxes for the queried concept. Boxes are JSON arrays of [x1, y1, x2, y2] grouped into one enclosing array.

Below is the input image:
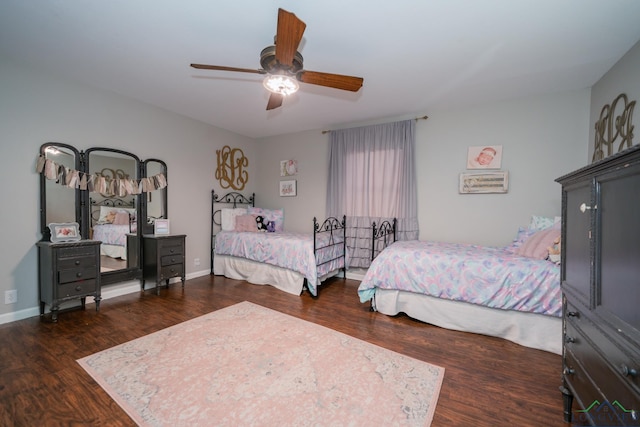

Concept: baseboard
[[0, 269, 213, 325], [346, 268, 368, 281]]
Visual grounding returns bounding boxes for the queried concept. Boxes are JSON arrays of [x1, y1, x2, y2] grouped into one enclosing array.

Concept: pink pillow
[[516, 227, 561, 259], [112, 212, 130, 225], [235, 214, 258, 232]]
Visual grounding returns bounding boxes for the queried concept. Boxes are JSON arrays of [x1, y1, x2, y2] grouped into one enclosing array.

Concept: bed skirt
[[100, 243, 127, 260], [213, 254, 342, 296], [373, 289, 562, 355]]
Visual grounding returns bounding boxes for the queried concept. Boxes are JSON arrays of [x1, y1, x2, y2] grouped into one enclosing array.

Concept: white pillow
[[221, 208, 247, 231], [98, 206, 136, 223]]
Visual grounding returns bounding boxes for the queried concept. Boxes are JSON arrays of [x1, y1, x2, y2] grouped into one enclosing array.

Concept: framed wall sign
[[459, 171, 509, 194], [154, 219, 170, 235]]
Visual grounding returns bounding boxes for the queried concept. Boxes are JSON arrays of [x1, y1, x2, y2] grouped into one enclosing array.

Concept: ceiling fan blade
[[297, 70, 364, 92], [190, 64, 265, 74], [266, 93, 284, 110], [275, 8, 306, 67]]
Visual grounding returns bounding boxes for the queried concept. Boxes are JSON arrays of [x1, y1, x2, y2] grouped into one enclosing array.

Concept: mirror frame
[[38, 143, 168, 287], [142, 159, 168, 235], [85, 147, 143, 285], [39, 142, 82, 242]]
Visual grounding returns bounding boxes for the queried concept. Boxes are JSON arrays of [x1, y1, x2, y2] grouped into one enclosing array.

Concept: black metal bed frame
[[371, 218, 397, 261], [210, 189, 347, 296]]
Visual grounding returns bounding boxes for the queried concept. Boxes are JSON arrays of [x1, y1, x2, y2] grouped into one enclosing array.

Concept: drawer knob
[[567, 311, 579, 318], [579, 203, 591, 213], [76, 272, 83, 278], [565, 336, 575, 344], [75, 260, 80, 266], [170, 249, 175, 253], [75, 286, 82, 291], [620, 364, 638, 377], [563, 367, 575, 375]]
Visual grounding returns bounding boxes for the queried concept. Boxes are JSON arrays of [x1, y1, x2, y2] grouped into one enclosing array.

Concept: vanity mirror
[[38, 143, 168, 287]]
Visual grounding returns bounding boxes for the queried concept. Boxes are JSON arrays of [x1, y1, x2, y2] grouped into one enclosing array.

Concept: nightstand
[[36, 240, 102, 322], [142, 234, 186, 295]]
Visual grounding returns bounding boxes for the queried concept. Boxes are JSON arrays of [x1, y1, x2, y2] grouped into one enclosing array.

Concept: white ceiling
[[2, 1, 640, 139]]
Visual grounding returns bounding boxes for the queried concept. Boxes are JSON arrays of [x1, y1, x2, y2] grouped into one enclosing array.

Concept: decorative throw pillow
[[112, 212, 130, 225], [247, 207, 284, 231], [504, 227, 538, 253], [516, 227, 562, 260], [221, 208, 247, 231], [235, 214, 258, 232]]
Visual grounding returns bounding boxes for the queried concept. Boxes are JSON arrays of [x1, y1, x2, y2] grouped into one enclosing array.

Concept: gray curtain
[[326, 119, 419, 268]]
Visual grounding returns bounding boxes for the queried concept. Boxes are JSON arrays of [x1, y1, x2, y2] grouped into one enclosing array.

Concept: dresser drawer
[[58, 279, 98, 298], [160, 254, 182, 267], [564, 348, 602, 422], [58, 255, 97, 270], [565, 319, 640, 421], [57, 245, 98, 258], [58, 267, 98, 284], [159, 242, 183, 257], [160, 264, 183, 280]]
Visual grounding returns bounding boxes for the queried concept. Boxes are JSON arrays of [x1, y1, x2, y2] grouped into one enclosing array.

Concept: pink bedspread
[[358, 240, 561, 317]]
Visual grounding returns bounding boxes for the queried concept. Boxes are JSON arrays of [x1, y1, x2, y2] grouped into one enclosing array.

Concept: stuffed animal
[[255, 215, 268, 232], [104, 210, 117, 224], [266, 220, 276, 233], [548, 236, 561, 264]]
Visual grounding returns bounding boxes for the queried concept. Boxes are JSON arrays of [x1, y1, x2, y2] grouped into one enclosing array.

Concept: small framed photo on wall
[[279, 180, 297, 197], [467, 145, 503, 169]]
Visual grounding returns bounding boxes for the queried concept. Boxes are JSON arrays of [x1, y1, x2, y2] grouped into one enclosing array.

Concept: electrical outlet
[[194, 258, 200, 267], [4, 290, 17, 305]]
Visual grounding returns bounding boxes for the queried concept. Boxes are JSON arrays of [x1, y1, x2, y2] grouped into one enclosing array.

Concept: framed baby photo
[[49, 222, 81, 243], [467, 145, 503, 169]]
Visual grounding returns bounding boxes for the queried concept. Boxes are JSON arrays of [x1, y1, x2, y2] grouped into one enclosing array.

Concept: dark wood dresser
[[36, 240, 101, 322], [557, 145, 640, 425], [142, 234, 186, 295]]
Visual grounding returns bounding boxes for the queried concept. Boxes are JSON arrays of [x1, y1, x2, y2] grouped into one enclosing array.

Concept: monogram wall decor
[[592, 93, 636, 162], [216, 146, 249, 190]]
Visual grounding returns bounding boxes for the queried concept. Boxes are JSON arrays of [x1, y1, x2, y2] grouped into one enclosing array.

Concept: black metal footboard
[[371, 218, 397, 261], [308, 215, 347, 295]]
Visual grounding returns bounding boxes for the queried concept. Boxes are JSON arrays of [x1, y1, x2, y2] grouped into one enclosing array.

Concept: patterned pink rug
[[78, 301, 444, 426]]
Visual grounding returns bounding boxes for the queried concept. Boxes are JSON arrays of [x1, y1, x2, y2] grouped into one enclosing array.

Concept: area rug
[[78, 301, 444, 426]]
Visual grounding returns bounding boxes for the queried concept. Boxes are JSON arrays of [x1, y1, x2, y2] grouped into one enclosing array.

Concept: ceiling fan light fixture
[[263, 74, 299, 96]]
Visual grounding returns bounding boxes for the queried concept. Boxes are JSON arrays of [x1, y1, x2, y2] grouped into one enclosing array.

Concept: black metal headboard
[[211, 190, 255, 273], [90, 197, 135, 224]]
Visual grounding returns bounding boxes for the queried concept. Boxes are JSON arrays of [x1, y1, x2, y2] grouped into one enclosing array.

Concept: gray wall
[[0, 57, 256, 323], [589, 40, 640, 160], [255, 90, 590, 247]]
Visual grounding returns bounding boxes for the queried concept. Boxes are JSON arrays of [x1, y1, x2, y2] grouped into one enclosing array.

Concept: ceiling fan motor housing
[[260, 45, 303, 75]]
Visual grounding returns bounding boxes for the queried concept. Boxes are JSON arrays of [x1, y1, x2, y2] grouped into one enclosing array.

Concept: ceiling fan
[[191, 8, 364, 110]]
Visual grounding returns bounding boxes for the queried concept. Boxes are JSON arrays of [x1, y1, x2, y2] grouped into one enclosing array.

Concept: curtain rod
[[321, 115, 428, 134]]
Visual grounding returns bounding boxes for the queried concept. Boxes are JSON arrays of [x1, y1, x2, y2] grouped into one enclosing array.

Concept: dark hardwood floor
[[0, 275, 570, 426]]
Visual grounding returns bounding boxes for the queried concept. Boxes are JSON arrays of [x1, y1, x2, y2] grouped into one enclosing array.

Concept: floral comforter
[[92, 223, 135, 246], [357, 240, 561, 317], [214, 231, 346, 296]]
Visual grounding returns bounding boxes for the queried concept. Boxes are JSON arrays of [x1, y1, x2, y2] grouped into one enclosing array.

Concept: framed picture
[[48, 222, 81, 243], [459, 171, 509, 194], [280, 159, 298, 176], [279, 180, 297, 197], [467, 145, 503, 169], [154, 219, 170, 235]]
